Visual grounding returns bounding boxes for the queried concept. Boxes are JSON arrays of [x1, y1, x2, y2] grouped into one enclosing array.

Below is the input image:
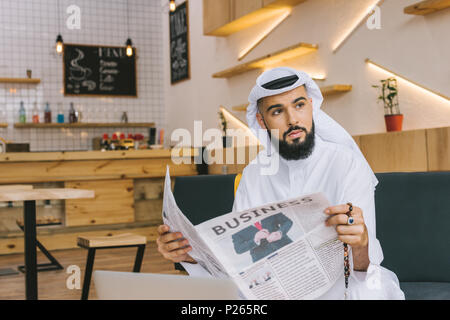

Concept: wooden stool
[[77, 233, 147, 300]]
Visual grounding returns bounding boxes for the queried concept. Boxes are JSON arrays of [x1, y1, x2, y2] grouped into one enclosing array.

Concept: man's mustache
[[283, 126, 307, 140]]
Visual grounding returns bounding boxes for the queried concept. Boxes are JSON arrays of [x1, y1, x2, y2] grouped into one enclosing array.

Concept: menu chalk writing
[[63, 44, 137, 97], [170, 1, 190, 84]]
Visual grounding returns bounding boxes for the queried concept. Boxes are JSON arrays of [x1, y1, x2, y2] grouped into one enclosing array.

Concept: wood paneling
[[65, 180, 134, 227], [135, 199, 163, 224], [134, 179, 164, 200], [0, 188, 94, 202], [0, 185, 33, 191], [0, 149, 196, 162], [426, 126, 450, 171], [359, 130, 428, 173], [0, 158, 197, 184]]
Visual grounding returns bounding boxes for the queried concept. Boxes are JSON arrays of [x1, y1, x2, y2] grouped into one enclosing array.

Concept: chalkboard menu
[[63, 44, 137, 97], [170, 1, 190, 84]]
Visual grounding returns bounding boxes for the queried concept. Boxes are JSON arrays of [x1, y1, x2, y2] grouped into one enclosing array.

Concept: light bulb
[[169, 0, 176, 12], [56, 42, 63, 53], [126, 46, 133, 57], [125, 38, 133, 57], [55, 34, 64, 54]]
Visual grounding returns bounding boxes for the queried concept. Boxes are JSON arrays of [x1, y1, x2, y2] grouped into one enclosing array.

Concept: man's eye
[[296, 103, 305, 108], [272, 109, 282, 115]]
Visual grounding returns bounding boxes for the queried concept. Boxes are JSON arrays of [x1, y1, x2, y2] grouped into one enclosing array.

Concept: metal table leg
[[24, 200, 37, 300]]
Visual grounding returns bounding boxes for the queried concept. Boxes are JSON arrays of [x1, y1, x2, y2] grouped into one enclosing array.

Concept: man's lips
[[287, 129, 303, 139]]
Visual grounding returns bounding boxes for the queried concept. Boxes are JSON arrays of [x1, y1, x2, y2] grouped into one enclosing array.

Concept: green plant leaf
[[387, 92, 396, 100]]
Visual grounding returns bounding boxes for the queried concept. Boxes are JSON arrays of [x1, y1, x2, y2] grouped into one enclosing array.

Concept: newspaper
[[162, 169, 343, 300]]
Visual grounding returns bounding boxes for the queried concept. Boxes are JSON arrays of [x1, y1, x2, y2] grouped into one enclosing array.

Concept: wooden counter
[[0, 149, 198, 183], [0, 149, 198, 255]]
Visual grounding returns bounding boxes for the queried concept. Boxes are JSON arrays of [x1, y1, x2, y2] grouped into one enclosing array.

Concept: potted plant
[[218, 110, 232, 148], [372, 78, 403, 132]]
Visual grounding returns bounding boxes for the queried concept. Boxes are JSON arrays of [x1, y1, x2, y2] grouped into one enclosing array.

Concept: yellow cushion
[[234, 173, 242, 196]]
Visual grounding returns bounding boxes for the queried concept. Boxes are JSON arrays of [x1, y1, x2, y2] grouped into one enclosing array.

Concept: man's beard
[[268, 121, 315, 161]]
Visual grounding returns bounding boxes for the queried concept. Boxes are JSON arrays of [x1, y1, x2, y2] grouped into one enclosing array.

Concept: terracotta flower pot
[[384, 114, 403, 132]]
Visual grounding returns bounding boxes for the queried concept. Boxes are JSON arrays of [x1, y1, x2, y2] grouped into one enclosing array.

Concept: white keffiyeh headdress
[[247, 67, 378, 188]]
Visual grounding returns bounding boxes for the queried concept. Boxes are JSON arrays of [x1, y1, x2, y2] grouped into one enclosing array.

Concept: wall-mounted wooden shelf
[[230, 84, 352, 112], [0, 123, 8, 128], [204, 0, 307, 37], [0, 78, 41, 84], [404, 0, 450, 15], [212, 42, 318, 78], [320, 84, 352, 96], [13, 122, 155, 129]]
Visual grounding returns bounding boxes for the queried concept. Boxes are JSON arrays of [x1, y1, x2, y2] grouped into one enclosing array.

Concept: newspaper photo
[[162, 168, 343, 300]]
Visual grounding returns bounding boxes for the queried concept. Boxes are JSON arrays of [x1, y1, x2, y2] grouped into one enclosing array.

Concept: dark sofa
[[173, 172, 450, 300]]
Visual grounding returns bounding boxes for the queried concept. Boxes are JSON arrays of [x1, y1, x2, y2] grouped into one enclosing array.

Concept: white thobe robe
[[182, 135, 405, 300]]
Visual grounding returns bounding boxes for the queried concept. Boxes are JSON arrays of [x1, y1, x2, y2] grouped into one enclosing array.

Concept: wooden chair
[[77, 233, 147, 300]]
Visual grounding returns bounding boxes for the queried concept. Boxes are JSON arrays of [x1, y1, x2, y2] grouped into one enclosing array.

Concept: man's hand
[[324, 204, 370, 271], [156, 224, 196, 264], [324, 204, 368, 247]]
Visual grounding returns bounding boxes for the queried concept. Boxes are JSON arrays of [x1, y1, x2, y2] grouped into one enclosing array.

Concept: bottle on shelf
[[69, 102, 77, 123], [110, 133, 119, 150], [32, 102, 40, 123], [101, 133, 110, 151], [44, 102, 52, 123], [19, 101, 26, 123], [57, 102, 64, 123]]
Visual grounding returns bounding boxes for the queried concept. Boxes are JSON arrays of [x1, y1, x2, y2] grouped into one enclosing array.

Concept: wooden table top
[[0, 185, 33, 191], [0, 188, 94, 202]]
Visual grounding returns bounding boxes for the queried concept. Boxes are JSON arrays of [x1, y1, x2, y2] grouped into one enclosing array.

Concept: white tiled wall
[[0, 0, 164, 151]]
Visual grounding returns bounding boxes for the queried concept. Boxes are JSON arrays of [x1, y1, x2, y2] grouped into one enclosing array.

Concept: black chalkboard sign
[[170, 1, 190, 84], [63, 44, 137, 97]]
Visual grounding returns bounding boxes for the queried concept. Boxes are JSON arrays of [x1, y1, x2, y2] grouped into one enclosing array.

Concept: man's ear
[[256, 112, 267, 130]]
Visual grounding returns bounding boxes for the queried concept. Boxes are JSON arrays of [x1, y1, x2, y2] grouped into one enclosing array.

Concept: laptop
[[93, 270, 240, 300]]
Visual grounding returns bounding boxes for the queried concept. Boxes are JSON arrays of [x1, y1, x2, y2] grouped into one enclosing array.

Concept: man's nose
[[286, 109, 299, 126]]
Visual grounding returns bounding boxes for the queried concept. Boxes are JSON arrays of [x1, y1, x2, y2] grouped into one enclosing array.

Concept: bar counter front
[[0, 149, 198, 255]]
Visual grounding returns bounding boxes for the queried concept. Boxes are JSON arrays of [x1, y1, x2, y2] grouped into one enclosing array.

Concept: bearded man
[[157, 67, 404, 300]]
